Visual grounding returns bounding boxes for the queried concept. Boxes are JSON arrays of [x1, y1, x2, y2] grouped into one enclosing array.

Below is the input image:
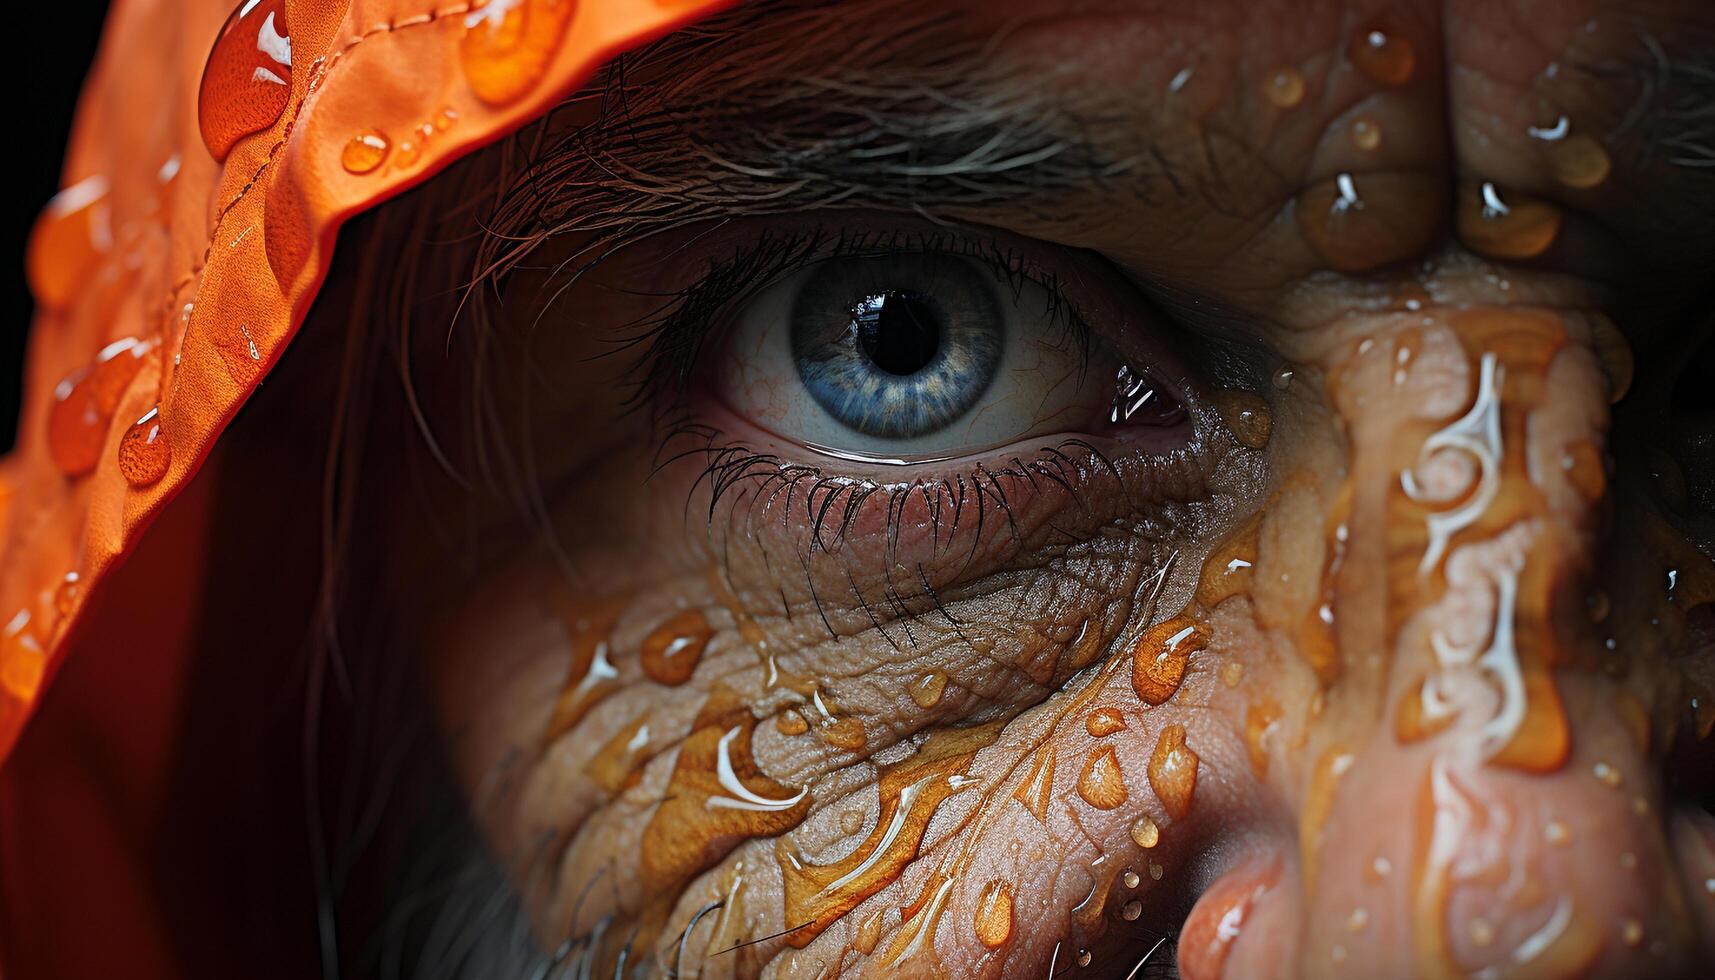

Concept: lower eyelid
[[663, 388, 1207, 565]]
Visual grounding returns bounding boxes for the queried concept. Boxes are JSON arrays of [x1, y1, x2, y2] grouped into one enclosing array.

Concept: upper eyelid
[[618, 221, 1101, 418]]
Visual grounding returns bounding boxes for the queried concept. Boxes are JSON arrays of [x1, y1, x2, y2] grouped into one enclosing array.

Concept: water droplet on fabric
[[117, 406, 171, 486], [340, 130, 390, 173], [198, 0, 294, 160], [26, 175, 111, 309], [461, 0, 577, 106]]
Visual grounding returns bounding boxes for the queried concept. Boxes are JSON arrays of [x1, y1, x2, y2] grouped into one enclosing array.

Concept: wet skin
[[403, 0, 1715, 976]]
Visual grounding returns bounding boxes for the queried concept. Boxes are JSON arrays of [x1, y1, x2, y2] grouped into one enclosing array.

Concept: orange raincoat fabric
[[1, 0, 729, 973]]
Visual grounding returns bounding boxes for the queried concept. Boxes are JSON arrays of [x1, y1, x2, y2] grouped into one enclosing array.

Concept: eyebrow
[[471, 0, 1167, 283]]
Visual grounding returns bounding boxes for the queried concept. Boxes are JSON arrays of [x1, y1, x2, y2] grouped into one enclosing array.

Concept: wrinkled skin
[[398, 0, 1715, 976]]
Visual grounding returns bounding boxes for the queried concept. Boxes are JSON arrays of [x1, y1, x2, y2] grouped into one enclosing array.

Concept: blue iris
[[791, 255, 1004, 438]]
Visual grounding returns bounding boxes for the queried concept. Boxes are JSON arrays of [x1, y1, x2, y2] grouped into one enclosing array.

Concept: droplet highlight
[[1130, 813, 1160, 849]]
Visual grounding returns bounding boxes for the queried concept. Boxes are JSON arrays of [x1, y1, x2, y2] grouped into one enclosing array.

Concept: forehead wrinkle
[[473, 0, 1178, 284]]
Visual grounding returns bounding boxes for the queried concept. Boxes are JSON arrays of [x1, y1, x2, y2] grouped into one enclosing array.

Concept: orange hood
[[1, 0, 730, 973]]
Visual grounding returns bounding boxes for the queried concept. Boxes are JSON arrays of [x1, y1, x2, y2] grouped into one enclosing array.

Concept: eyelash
[[617, 224, 1098, 422]]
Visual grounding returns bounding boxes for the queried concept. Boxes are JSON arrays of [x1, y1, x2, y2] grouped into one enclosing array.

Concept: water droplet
[[1457, 180, 1562, 260], [1348, 908, 1369, 932], [53, 572, 80, 619], [1349, 23, 1416, 86], [1077, 949, 1092, 968], [840, 809, 865, 835], [1468, 917, 1496, 947], [819, 715, 868, 751], [1121, 900, 1143, 921], [1296, 171, 1443, 272], [1212, 388, 1273, 449], [1560, 440, 1607, 504], [778, 723, 1000, 947], [542, 589, 629, 741], [26, 175, 111, 310], [1621, 919, 1644, 947], [0, 610, 47, 702], [1085, 706, 1127, 738], [1547, 133, 1610, 189], [776, 709, 809, 735], [1593, 761, 1622, 787], [1130, 814, 1161, 849], [973, 879, 1014, 948], [1369, 856, 1392, 879], [1147, 724, 1199, 820], [47, 338, 151, 477], [434, 106, 460, 131], [640, 608, 712, 686], [1122, 869, 1141, 889], [460, 0, 577, 106], [1245, 699, 1281, 777], [340, 130, 390, 174], [644, 686, 811, 897], [908, 669, 948, 708], [117, 406, 170, 487], [854, 910, 884, 954], [1131, 616, 1208, 705], [1220, 662, 1244, 688], [1350, 117, 1382, 151], [1271, 365, 1295, 390], [1544, 820, 1571, 846], [1148, 861, 1164, 880], [1262, 67, 1305, 108], [1590, 315, 1633, 404], [1196, 511, 1262, 608], [584, 715, 653, 795], [1078, 745, 1129, 810], [197, 0, 294, 160], [1013, 744, 1057, 822]]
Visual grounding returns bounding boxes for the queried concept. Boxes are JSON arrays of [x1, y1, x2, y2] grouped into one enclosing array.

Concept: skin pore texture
[[342, 0, 1715, 976]]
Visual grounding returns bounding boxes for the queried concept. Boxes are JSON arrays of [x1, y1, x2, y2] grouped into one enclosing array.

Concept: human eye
[[712, 242, 1185, 465]]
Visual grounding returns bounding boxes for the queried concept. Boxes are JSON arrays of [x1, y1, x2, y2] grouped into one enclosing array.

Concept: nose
[[1251, 305, 1715, 977]]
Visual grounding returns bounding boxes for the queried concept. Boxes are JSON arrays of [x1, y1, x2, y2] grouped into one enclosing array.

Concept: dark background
[[4, 3, 111, 453]]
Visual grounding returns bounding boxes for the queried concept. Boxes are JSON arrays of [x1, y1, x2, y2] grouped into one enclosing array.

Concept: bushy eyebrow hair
[[467, 0, 1167, 289]]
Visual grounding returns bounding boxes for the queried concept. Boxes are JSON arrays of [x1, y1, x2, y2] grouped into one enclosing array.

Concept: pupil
[[853, 290, 941, 376]]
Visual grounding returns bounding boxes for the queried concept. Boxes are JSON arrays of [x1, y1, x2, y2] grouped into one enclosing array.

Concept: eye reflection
[[792, 254, 1004, 439]]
